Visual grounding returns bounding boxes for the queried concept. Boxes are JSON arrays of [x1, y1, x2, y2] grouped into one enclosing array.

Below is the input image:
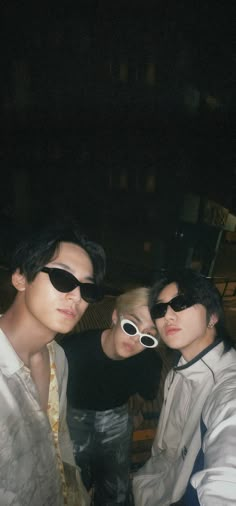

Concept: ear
[[208, 313, 218, 328], [12, 269, 26, 292], [111, 308, 118, 326]]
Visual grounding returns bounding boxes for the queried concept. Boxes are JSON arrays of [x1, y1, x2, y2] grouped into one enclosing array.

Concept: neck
[[0, 305, 55, 365], [101, 328, 120, 360]]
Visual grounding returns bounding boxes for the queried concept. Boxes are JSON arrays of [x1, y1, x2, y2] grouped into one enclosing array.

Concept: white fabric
[[0, 329, 89, 506], [133, 341, 236, 505]]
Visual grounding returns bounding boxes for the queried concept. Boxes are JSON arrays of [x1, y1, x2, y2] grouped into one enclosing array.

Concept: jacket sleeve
[[190, 378, 236, 505]]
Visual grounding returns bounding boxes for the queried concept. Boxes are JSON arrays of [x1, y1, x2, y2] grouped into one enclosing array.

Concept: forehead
[[126, 305, 156, 327], [52, 242, 93, 273], [157, 282, 178, 302]]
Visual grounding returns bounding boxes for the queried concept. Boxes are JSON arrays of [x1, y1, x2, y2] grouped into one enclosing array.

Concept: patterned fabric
[[0, 329, 90, 506], [67, 405, 133, 505], [47, 342, 68, 504], [0, 329, 64, 506]]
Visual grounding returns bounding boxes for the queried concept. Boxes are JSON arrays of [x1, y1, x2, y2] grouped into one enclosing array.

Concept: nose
[[130, 334, 140, 343], [164, 304, 177, 320], [66, 286, 82, 302]]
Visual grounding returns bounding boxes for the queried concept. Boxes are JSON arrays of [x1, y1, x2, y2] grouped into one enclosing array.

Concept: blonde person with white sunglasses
[[61, 287, 162, 506]]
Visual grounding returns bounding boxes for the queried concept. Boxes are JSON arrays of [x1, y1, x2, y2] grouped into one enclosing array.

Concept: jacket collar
[[174, 338, 224, 372]]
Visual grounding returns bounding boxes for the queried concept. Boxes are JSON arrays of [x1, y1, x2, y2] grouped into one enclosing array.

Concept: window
[[146, 64, 156, 86], [146, 174, 156, 192], [119, 63, 128, 82], [120, 171, 128, 189]]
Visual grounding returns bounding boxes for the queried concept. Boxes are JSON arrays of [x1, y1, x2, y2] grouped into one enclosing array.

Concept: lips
[[123, 342, 136, 352], [58, 308, 77, 318], [165, 326, 180, 336]]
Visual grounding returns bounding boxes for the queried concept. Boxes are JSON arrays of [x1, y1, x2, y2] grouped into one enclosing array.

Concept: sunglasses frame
[[150, 294, 194, 320], [120, 317, 158, 348], [41, 267, 103, 303]]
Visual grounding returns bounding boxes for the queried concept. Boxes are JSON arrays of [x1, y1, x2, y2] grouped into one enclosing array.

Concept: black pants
[[68, 405, 133, 505]]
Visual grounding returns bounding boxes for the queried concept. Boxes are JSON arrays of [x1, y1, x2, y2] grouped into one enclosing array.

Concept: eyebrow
[[49, 262, 94, 282], [156, 292, 179, 304]]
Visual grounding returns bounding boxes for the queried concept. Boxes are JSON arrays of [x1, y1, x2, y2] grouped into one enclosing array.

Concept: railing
[[213, 277, 236, 298]]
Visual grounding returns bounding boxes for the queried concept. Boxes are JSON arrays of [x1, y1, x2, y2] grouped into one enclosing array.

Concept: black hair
[[150, 268, 233, 351], [10, 218, 106, 286]]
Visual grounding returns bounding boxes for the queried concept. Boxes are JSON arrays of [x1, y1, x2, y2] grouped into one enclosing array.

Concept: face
[[153, 282, 215, 361], [111, 305, 157, 359], [13, 242, 94, 339]]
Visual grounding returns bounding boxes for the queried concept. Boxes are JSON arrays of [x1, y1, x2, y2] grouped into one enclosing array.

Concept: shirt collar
[[0, 328, 24, 376]]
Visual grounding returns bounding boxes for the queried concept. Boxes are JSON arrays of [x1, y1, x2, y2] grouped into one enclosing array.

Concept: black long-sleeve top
[[61, 329, 162, 411]]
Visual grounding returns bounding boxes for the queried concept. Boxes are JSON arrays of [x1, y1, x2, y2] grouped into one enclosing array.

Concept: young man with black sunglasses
[[133, 268, 236, 506], [0, 219, 105, 506], [61, 286, 162, 506]]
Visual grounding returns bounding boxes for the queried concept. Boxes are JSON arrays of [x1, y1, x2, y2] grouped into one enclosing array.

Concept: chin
[[115, 348, 128, 360], [122, 350, 138, 359], [54, 324, 75, 335]]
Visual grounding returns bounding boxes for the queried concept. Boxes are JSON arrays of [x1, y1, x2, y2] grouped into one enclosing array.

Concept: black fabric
[[61, 329, 162, 410]]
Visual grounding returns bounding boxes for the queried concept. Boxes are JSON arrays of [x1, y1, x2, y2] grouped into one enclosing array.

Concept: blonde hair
[[115, 287, 150, 315]]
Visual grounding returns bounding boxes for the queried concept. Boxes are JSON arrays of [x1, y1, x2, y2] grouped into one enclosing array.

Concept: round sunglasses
[[120, 318, 158, 348], [150, 294, 194, 320], [41, 267, 103, 303]]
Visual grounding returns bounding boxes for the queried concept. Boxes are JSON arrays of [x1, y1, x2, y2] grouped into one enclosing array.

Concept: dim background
[[1, 1, 235, 289]]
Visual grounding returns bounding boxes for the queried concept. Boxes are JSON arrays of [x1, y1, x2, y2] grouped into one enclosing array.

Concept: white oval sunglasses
[[120, 318, 158, 348]]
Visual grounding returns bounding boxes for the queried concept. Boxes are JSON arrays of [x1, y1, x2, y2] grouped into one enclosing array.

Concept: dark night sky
[[1, 1, 235, 227], [0, 1, 235, 286]]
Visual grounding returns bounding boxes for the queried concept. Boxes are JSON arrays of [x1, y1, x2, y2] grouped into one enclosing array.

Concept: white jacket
[[133, 340, 236, 505]]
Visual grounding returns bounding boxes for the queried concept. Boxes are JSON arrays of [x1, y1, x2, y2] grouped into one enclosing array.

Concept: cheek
[[115, 332, 123, 346], [77, 300, 89, 317], [25, 282, 61, 311], [135, 345, 145, 355], [155, 319, 164, 334], [184, 308, 206, 330]]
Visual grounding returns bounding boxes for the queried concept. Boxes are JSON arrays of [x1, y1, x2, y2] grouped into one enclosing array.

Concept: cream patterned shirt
[[0, 329, 89, 506]]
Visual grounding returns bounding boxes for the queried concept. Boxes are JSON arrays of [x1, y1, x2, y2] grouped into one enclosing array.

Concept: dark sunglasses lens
[[140, 335, 156, 347], [151, 303, 167, 319], [171, 295, 189, 312], [48, 269, 103, 302], [50, 270, 76, 292], [151, 294, 191, 319], [80, 284, 104, 303], [123, 322, 137, 336]]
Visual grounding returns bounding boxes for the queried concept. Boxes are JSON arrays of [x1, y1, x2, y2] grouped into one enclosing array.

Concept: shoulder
[[129, 349, 162, 370], [142, 349, 163, 367], [203, 350, 236, 423], [60, 328, 102, 351]]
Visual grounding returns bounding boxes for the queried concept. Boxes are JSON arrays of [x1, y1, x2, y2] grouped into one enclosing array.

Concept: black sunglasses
[[150, 294, 194, 320], [41, 267, 103, 303]]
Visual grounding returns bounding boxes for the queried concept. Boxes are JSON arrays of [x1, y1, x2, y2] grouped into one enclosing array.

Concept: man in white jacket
[[133, 268, 236, 506]]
